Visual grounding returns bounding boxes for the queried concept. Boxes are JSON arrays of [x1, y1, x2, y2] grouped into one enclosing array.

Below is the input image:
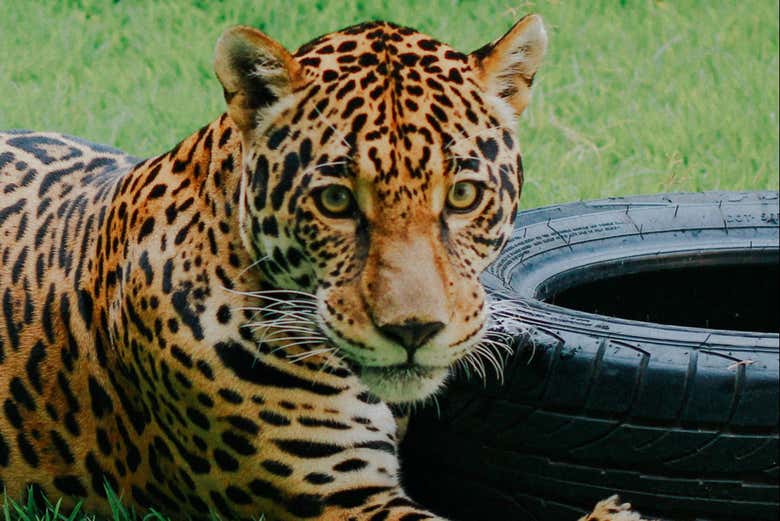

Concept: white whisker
[[446, 154, 485, 164], [270, 340, 329, 354], [287, 348, 338, 363], [234, 255, 269, 280], [224, 287, 319, 300], [474, 345, 504, 384], [246, 324, 317, 335], [263, 335, 326, 343], [254, 313, 318, 322], [300, 160, 348, 179], [444, 125, 504, 152], [242, 319, 316, 331], [237, 301, 319, 312], [258, 330, 324, 341], [310, 104, 352, 151]]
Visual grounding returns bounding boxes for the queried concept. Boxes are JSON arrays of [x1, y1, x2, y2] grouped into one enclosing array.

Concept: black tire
[[401, 191, 779, 521]]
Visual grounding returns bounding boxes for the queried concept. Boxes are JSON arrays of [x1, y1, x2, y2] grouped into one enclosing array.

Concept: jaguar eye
[[446, 181, 483, 212], [315, 185, 356, 218]]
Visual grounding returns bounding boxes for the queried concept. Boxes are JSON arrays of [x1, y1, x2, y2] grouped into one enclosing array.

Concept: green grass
[[2, 485, 260, 521], [2, 486, 179, 521], [1, 0, 777, 209], [0, 1, 777, 519]]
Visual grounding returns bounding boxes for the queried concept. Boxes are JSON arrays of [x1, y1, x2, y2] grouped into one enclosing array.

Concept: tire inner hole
[[545, 260, 778, 333]]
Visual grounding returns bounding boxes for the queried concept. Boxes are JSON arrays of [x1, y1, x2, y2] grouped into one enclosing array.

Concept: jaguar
[[0, 13, 647, 521]]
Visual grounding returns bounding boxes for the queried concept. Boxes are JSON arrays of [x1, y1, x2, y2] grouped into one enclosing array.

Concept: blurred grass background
[[0, 1, 778, 519], [1, 0, 777, 209]]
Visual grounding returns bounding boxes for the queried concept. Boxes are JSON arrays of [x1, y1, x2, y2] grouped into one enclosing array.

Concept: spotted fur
[[0, 15, 647, 521]]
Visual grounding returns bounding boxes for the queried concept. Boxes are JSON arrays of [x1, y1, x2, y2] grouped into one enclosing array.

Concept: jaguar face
[[215, 16, 546, 403]]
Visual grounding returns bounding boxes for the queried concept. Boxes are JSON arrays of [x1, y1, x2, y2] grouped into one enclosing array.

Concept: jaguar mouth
[[354, 363, 436, 379], [334, 344, 445, 382], [352, 362, 450, 404]]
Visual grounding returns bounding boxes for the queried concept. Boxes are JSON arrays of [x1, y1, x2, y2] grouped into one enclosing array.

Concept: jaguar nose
[[378, 320, 445, 354]]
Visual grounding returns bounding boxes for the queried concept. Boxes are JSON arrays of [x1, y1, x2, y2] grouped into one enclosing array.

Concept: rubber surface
[[401, 191, 780, 521]]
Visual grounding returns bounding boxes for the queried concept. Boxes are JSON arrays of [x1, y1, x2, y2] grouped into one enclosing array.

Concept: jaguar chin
[[356, 364, 451, 404]]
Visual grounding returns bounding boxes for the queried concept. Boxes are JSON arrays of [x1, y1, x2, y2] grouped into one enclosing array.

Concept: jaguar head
[[215, 15, 546, 403]]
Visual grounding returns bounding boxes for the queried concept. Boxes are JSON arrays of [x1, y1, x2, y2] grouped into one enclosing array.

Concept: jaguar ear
[[214, 26, 302, 132], [470, 14, 547, 118]]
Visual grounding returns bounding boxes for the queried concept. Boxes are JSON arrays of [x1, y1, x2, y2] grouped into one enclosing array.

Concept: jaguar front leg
[[579, 495, 652, 521], [320, 489, 444, 521]]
